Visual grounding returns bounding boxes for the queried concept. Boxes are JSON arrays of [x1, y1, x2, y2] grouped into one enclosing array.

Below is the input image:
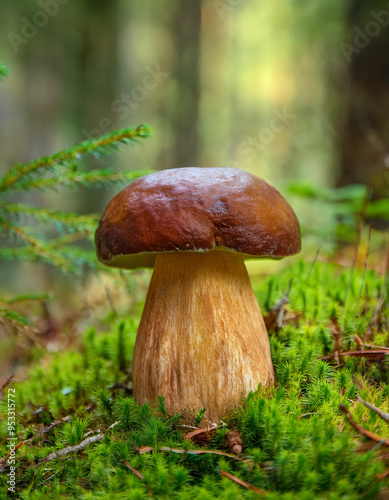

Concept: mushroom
[[95, 167, 301, 422]]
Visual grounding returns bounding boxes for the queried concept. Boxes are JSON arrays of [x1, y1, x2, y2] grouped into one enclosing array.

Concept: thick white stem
[[132, 251, 274, 423]]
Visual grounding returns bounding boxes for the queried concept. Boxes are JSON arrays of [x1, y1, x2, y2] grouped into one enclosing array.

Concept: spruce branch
[[0, 298, 41, 336], [0, 121, 152, 333], [0, 124, 152, 273], [1, 202, 98, 235], [1, 219, 86, 271], [0, 124, 151, 193], [1, 218, 52, 253], [0, 306, 31, 327], [0, 243, 103, 273], [7, 167, 152, 193]]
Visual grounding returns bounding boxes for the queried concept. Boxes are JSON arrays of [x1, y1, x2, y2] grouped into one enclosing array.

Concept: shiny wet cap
[[95, 167, 301, 268]]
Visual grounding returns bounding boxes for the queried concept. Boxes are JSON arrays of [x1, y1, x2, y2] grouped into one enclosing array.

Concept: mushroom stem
[[132, 251, 274, 423]]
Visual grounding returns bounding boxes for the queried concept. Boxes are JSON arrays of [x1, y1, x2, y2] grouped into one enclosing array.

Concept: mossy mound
[[1, 260, 388, 499]]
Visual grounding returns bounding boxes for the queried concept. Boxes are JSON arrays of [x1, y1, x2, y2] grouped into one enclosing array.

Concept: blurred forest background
[[1, 0, 389, 376]]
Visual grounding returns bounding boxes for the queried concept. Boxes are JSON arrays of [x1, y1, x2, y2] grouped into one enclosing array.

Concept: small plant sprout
[[95, 167, 301, 422]]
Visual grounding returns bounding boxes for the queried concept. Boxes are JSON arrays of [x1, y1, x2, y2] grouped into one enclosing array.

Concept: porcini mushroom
[[95, 167, 301, 422]]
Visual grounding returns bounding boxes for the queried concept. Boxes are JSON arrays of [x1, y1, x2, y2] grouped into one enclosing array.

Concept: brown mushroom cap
[[95, 167, 301, 268]]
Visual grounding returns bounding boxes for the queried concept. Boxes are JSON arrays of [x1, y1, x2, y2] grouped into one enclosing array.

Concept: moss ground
[[1, 259, 389, 499]]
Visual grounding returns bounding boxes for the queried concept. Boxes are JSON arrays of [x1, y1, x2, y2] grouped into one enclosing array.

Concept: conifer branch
[[2, 202, 98, 235], [0, 298, 41, 335], [0, 305, 31, 328], [7, 168, 152, 193], [0, 124, 152, 274], [0, 119, 152, 331], [0, 124, 151, 193], [1, 218, 102, 271]]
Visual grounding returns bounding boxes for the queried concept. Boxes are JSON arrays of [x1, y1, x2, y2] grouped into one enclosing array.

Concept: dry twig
[[0, 375, 14, 399], [40, 421, 119, 464], [43, 433, 104, 462], [220, 470, 266, 494], [0, 416, 72, 473], [138, 445, 242, 461], [357, 395, 389, 423], [321, 350, 389, 362], [339, 404, 389, 445], [124, 462, 152, 496]]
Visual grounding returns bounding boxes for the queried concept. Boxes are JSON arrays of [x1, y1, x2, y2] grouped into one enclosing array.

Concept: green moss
[[1, 260, 388, 499]]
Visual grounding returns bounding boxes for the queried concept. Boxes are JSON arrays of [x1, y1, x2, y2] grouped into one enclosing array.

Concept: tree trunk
[[169, 0, 202, 167], [338, 0, 389, 224]]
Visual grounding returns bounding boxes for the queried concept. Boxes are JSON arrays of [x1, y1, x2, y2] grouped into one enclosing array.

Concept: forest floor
[[1, 258, 389, 499]]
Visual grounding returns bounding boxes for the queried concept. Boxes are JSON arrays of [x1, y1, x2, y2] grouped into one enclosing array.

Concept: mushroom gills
[[132, 250, 275, 423]]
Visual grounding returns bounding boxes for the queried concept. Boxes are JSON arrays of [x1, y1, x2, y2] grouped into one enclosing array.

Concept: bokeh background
[[1, 0, 389, 377]]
